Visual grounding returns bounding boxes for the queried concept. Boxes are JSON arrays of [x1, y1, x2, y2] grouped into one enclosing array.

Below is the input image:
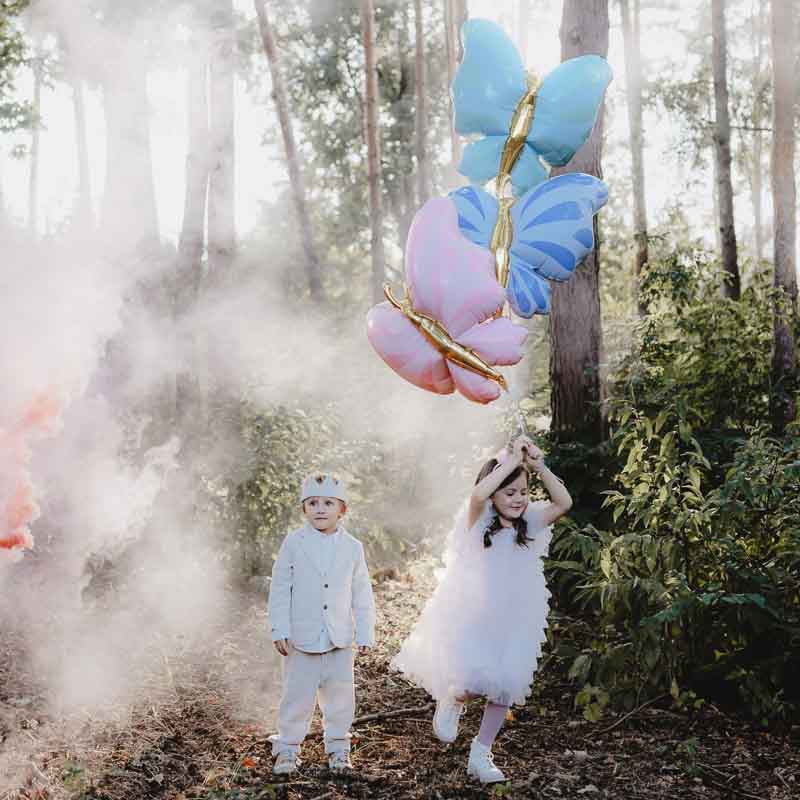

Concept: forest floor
[[2, 557, 799, 800]]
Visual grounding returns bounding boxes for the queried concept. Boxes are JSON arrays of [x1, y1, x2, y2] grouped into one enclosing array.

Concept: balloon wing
[[450, 173, 608, 317], [405, 197, 506, 336], [528, 55, 613, 167], [452, 18, 612, 196], [366, 198, 528, 404]]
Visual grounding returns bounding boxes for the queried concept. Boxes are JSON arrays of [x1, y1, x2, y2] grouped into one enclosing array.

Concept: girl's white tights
[[477, 701, 509, 747]]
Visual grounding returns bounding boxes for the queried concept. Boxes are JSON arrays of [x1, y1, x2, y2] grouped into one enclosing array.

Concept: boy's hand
[[274, 639, 290, 657], [357, 645, 371, 655]]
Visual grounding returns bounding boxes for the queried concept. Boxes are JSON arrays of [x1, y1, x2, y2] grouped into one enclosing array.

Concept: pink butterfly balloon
[[366, 197, 528, 404]]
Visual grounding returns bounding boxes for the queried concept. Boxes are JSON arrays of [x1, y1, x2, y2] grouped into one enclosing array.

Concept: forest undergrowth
[[2, 557, 798, 800]]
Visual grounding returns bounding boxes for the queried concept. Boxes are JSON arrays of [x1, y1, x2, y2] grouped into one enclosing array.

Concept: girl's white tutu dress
[[391, 500, 553, 707]]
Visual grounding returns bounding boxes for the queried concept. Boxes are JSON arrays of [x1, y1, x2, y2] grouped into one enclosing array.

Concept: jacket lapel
[[326, 526, 347, 577], [297, 524, 323, 576]]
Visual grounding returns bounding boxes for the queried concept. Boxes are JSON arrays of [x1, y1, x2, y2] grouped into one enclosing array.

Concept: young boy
[[267, 472, 375, 774]]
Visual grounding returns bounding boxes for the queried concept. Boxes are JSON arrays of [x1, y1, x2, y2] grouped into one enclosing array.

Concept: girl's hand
[[511, 435, 533, 462], [525, 445, 546, 472], [274, 639, 290, 657]]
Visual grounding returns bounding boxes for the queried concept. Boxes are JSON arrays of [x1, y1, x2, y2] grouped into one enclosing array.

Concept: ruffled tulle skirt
[[391, 501, 552, 707]]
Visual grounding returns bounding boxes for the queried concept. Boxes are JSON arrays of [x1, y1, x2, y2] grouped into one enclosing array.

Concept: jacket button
[[324, 583, 329, 588], [323, 604, 328, 610]]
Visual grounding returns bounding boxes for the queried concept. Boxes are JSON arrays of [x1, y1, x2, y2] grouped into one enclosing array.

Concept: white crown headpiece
[[300, 472, 347, 504]]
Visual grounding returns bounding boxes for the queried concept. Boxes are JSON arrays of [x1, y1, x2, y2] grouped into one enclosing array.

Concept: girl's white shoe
[[467, 737, 507, 783], [433, 696, 465, 742], [328, 751, 353, 771], [272, 751, 299, 775]]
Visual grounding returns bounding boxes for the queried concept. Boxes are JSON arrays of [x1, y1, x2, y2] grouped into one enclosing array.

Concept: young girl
[[391, 435, 572, 783]]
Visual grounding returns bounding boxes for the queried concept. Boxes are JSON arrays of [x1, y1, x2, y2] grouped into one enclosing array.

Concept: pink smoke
[[0, 391, 62, 558]]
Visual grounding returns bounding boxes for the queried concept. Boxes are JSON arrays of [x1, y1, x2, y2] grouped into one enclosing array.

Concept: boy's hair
[[474, 459, 531, 549]]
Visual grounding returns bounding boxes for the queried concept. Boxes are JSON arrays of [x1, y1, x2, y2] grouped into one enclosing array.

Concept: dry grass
[[1, 557, 799, 799]]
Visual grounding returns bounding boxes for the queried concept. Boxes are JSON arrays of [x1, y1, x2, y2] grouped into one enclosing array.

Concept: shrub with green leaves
[[548, 248, 800, 723]]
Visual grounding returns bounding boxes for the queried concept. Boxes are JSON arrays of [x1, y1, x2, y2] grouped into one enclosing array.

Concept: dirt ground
[[2, 557, 799, 800]]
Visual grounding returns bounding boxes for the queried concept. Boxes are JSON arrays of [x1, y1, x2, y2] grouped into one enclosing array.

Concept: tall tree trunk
[[413, 0, 430, 203], [360, 0, 387, 303], [177, 43, 210, 280], [208, 0, 236, 273], [517, 0, 530, 61], [453, 0, 468, 60], [549, 0, 608, 443], [443, 0, 462, 172], [100, 45, 159, 253], [254, 0, 323, 302], [711, 0, 740, 299], [71, 75, 93, 229], [750, 0, 767, 262], [28, 46, 42, 236], [619, 0, 648, 316], [769, 0, 797, 433], [0, 159, 5, 226]]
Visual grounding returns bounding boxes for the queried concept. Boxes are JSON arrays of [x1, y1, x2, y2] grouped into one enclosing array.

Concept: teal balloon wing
[[452, 18, 612, 196]]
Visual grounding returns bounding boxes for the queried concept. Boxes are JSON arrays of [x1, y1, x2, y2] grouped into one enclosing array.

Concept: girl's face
[[491, 473, 529, 520], [303, 496, 346, 533]]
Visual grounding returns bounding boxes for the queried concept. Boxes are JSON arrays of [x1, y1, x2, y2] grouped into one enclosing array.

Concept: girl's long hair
[[474, 459, 531, 549]]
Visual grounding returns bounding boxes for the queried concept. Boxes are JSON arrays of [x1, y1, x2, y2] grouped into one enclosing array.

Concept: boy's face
[[303, 496, 346, 533]]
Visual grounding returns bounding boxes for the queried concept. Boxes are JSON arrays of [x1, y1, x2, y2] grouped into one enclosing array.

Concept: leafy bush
[[547, 248, 800, 723]]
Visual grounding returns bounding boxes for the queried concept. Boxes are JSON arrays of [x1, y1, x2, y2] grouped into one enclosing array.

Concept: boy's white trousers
[[271, 646, 355, 756]]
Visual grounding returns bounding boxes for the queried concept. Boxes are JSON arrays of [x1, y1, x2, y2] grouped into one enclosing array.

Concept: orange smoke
[[1, 390, 62, 555]]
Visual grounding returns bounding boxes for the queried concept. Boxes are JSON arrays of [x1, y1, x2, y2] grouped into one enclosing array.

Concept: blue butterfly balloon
[[452, 19, 613, 197], [450, 173, 609, 318]]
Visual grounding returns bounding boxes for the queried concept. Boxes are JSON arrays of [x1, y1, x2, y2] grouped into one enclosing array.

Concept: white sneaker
[[272, 751, 299, 775], [467, 737, 506, 783], [433, 696, 465, 743], [328, 751, 352, 771]]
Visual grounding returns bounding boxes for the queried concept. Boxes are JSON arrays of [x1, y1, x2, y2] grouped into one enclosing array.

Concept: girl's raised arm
[[526, 450, 572, 526]]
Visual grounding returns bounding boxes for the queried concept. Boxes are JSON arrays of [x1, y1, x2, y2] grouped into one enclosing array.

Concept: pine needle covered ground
[[2, 559, 798, 800]]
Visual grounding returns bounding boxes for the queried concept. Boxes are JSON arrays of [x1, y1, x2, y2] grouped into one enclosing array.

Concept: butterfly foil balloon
[[452, 18, 612, 197], [366, 197, 528, 405], [450, 173, 609, 317]]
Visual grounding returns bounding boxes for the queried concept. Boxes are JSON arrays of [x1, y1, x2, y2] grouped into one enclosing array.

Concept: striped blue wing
[[508, 255, 552, 316], [510, 173, 608, 286], [449, 185, 498, 249], [451, 174, 608, 318], [450, 185, 551, 317]]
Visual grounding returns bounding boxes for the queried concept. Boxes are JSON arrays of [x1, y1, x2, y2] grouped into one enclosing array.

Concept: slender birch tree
[[254, 0, 323, 302], [360, 0, 387, 303], [711, 0, 740, 299], [28, 40, 42, 235], [208, 0, 236, 272], [176, 37, 210, 279], [413, 0, 430, 203], [619, 0, 648, 315], [769, 0, 797, 433]]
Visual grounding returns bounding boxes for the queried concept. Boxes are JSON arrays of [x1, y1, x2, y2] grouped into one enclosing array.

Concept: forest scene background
[[1, 0, 799, 797]]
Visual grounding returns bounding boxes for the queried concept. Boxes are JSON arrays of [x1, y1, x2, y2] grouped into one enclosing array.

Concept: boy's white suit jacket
[[267, 524, 376, 649]]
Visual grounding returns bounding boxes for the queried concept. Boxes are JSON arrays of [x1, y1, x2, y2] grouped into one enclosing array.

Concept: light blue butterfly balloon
[[452, 19, 613, 197], [450, 173, 609, 318]]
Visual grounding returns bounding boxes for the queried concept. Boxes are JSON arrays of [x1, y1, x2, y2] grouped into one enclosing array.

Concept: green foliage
[[250, 0, 451, 304], [548, 247, 800, 723], [204, 399, 424, 582], [0, 0, 32, 133]]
